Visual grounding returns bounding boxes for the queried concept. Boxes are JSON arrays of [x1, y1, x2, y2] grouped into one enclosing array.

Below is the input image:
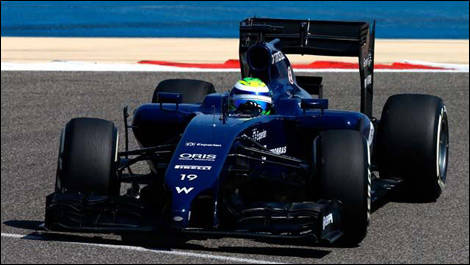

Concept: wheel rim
[[437, 108, 449, 188]]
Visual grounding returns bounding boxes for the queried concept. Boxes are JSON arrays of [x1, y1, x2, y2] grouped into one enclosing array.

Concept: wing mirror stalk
[[155, 92, 183, 110]]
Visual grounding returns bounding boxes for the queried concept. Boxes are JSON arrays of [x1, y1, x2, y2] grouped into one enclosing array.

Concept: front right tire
[[152, 79, 216, 104], [57, 117, 119, 196]]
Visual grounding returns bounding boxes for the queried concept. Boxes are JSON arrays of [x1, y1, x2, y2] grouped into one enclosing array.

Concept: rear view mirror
[[155, 92, 183, 104], [301, 98, 328, 110]]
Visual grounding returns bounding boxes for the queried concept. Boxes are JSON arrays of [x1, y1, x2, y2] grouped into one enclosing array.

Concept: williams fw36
[[45, 18, 449, 246]]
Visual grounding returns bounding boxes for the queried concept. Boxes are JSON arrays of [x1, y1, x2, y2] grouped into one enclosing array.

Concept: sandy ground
[[1, 37, 468, 65]]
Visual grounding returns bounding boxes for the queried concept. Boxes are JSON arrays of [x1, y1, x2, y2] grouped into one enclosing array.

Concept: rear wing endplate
[[239, 18, 375, 117]]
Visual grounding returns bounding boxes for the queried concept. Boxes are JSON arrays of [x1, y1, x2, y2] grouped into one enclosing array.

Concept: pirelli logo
[[174, 165, 212, 171]]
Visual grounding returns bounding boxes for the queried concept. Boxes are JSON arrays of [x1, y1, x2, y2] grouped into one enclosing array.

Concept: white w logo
[[176, 187, 194, 194]]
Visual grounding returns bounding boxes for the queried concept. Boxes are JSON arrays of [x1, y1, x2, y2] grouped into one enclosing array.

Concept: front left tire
[[314, 129, 370, 246]]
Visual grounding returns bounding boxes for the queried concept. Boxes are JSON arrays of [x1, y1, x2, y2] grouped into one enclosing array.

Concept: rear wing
[[239, 18, 375, 118]]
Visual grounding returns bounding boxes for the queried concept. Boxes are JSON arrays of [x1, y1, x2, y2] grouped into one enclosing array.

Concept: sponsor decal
[[364, 74, 372, 88], [322, 213, 334, 230], [287, 66, 294, 84], [367, 123, 375, 150], [252, 128, 267, 141], [271, 51, 286, 64], [180, 174, 198, 181], [363, 53, 373, 69], [173, 216, 184, 222], [176, 186, 194, 194], [185, 142, 222, 148], [174, 165, 212, 171], [270, 146, 287, 155], [178, 153, 217, 162]]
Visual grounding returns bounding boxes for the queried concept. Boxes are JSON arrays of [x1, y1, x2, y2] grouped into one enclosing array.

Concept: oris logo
[[178, 153, 217, 162]]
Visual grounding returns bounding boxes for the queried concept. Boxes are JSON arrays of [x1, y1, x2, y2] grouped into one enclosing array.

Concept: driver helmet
[[230, 77, 272, 115]]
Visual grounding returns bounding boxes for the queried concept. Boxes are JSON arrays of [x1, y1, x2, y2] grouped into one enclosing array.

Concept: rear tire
[[57, 117, 119, 196], [152, 79, 215, 103], [376, 94, 449, 201], [315, 130, 370, 246]]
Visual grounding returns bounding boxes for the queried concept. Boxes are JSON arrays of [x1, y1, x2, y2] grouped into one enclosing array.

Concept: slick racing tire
[[315, 130, 370, 246], [56, 118, 119, 196], [152, 79, 216, 103], [376, 94, 449, 201]]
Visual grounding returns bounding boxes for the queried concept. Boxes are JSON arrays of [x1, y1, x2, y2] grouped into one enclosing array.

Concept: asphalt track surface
[[1, 71, 468, 264]]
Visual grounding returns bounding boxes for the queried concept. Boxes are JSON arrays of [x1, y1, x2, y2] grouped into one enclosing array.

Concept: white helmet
[[230, 77, 272, 115]]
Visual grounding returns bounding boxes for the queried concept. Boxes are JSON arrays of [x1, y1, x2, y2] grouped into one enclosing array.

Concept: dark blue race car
[[45, 18, 449, 246]]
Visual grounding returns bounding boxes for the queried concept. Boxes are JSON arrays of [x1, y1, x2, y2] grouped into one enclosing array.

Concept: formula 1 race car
[[45, 18, 449, 246]]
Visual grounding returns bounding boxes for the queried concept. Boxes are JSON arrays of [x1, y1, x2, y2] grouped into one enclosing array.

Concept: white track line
[[1, 61, 468, 73], [1, 232, 284, 264], [403, 60, 469, 71], [2, 233, 29, 239]]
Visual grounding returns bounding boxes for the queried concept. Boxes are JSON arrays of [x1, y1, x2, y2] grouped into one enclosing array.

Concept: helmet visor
[[231, 98, 271, 113]]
